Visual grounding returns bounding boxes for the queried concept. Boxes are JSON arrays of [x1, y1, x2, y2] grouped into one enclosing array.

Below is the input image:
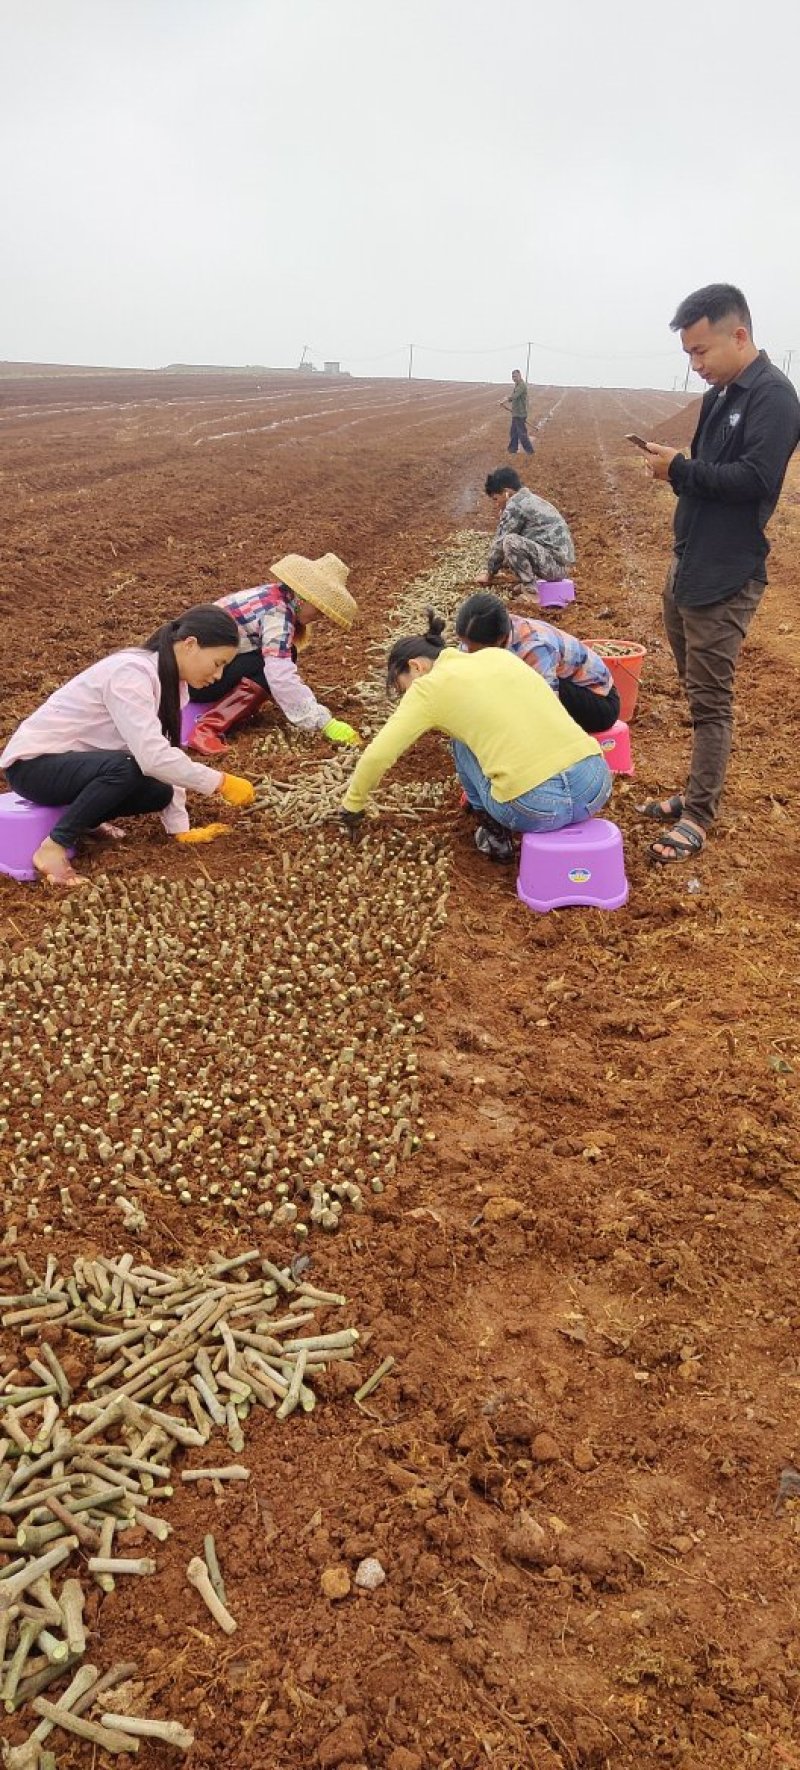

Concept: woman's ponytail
[[454, 593, 511, 648], [142, 604, 239, 745], [386, 608, 448, 691]]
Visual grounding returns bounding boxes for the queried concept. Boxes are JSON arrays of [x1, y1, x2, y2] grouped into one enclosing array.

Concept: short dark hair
[[455, 593, 511, 648], [386, 609, 447, 690], [484, 466, 521, 497], [670, 283, 752, 335]]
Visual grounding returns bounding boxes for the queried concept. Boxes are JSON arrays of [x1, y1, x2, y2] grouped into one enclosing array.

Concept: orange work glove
[[218, 773, 256, 808], [175, 824, 231, 845]]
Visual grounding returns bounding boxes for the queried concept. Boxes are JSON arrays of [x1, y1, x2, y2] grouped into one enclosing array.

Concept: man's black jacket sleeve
[[668, 380, 800, 505]]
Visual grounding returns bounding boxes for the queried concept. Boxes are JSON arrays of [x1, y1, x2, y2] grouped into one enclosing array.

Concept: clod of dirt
[[572, 1716, 609, 1764], [386, 1750, 423, 1770], [488, 1402, 536, 1444], [451, 1638, 488, 1676], [531, 1431, 561, 1463], [482, 1195, 524, 1223], [502, 1511, 550, 1566], [572, 1440, 598, 1472], [317, 1716, 368, 1767], [556, 1533, 628, 1584], [321, 1564, 352, 1600]]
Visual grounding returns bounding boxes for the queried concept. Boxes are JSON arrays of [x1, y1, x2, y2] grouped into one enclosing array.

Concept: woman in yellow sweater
[[341, 613, 612, 862]]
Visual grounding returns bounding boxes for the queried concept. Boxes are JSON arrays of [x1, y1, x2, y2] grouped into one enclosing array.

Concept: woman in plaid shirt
[[187, 551, 361, 756], [455, 593, 619, 733]]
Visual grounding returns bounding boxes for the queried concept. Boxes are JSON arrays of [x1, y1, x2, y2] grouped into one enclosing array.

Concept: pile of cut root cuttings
[[0, 1245, 376, 1762]]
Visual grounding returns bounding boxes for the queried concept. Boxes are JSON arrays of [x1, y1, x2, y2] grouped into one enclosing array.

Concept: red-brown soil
[[2, 371, 800, 1770]]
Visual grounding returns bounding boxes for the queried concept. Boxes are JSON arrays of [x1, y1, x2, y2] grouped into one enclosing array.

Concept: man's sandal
[[649, 820, 705, 866], [637, 794, 685, 824]]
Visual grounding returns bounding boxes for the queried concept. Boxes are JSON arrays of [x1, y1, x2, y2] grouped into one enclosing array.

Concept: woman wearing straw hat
[[187, 552, 361, 756]]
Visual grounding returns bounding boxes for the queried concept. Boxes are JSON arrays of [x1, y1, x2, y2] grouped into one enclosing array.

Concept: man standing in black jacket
[[640, 283, 800, 864]]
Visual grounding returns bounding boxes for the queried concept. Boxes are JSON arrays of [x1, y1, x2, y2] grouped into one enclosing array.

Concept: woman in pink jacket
[[1, 605, 255, 888]]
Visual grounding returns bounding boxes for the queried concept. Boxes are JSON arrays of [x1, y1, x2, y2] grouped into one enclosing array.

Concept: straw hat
[[270, 552, 357, 630]]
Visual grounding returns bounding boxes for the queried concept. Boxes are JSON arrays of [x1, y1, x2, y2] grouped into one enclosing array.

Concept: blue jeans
[[453, 743, 612, 832]]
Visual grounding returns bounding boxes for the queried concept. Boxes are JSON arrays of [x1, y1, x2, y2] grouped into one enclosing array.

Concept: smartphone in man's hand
[[625, 433, 651, 451]]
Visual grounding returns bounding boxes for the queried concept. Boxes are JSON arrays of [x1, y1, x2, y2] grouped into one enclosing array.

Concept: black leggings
[[5, 753, 173, 850], [558, 680, 620, 733], [189, 650, 269, 704]]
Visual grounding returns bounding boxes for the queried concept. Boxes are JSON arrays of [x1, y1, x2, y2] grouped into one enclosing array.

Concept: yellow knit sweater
[[342, 647, 601, 812]]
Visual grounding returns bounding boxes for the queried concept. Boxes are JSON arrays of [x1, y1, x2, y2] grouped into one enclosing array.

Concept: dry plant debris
[[0, 830, 449, 1234]]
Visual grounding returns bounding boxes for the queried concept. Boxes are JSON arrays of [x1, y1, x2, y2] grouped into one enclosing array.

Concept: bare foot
[[87, 822, 127, 841], [32, 836, 88, 889]]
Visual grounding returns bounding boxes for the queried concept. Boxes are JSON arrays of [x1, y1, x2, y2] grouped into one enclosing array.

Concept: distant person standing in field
[[640, 283, 800, 865], [502, 369, 534, 455], [478, 467, 575, 593]]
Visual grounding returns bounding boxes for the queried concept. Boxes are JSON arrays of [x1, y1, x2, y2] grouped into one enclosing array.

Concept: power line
[[307, 335, 680, 364]]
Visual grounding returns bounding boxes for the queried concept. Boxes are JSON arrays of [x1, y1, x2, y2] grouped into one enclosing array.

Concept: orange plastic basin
[[590, 639, 646, 723]]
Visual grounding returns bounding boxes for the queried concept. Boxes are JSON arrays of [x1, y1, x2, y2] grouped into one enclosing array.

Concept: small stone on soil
[[354, 1555, 386, 1590]]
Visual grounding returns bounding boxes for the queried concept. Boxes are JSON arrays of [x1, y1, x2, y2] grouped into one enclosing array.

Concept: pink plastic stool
[[180, 701, 204, 746], [598, 719, 634, 776], [517, 818, 628, 913], [535, 578, 576, 611], [0, 793, 73, 883]]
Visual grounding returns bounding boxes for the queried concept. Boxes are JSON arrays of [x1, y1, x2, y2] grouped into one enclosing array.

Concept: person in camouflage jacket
[[478, 467, 575, 589]]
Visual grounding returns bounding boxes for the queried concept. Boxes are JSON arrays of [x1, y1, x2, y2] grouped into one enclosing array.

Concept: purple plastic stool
[[535, 578, 576, 611], [598, 718, 634, 776], [517, 818, 628, 913], [180, 701, 204, 746], [0, 793, 73, 883]]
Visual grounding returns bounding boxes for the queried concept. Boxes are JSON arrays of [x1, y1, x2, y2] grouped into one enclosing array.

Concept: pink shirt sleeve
[[262, 655, 332, 731], [102, 662, 224, 798]]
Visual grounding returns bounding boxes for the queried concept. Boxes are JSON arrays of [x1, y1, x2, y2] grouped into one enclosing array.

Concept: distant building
[[323, 361, 340, 375], [297, 360, 315, 375]]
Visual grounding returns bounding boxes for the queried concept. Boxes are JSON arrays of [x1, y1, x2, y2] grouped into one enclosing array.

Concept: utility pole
[[299, 343, 309, 368], [525, 341, 531, 381], [683, 360, 691, 392], [408, 343, 414, 380], [786, 350, 793, 378]]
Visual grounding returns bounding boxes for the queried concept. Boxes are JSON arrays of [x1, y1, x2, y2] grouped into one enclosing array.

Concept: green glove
[[323, 718, 362, 747]]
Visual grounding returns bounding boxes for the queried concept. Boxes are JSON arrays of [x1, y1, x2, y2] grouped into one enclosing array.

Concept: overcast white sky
[[2, 0, 798, 390]]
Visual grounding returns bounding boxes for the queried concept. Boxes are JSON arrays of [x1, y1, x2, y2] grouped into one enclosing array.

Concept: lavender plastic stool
[[0, 793, 72, 883], [598, 718, 634, 776], [535, 578, 576, 611], [517, 818, 628, 913], [180, 701, 204, 746]]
